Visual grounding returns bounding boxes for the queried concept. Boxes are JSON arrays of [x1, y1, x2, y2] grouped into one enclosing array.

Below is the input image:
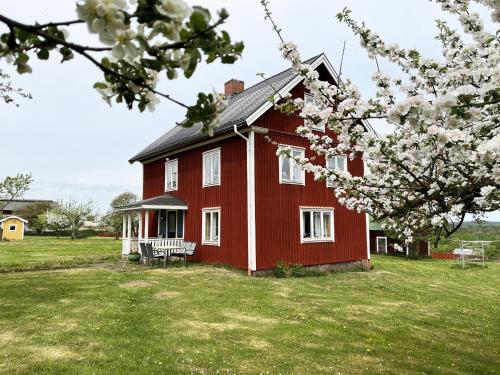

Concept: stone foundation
[[252, 259, 371, 276]]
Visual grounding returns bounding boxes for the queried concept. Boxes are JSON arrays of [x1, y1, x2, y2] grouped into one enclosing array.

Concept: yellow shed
[[0, 216, 28, 241]]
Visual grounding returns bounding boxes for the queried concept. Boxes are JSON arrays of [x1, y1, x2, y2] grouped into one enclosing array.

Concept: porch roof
[[116, 194, 188, 211]]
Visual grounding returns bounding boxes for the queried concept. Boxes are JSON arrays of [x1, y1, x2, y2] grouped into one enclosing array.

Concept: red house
[[121, 53, 372, 274]]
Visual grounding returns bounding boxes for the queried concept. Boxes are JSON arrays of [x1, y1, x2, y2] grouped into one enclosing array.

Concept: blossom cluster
[[275, 0, 499, 244], [0, 0, 243, 134]]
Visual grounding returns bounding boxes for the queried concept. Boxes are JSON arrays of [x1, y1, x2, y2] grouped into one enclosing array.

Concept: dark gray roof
[[1, 199, 54, 212], [117, 194, 187, 210], [129, 54, 324, 163]]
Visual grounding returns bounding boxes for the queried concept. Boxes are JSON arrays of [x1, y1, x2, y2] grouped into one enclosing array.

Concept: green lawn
[[0, 252, 498, 374], [0, 236, 121, 272]]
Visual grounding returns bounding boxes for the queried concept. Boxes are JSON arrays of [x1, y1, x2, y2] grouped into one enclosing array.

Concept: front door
[[167, 211, 177, 238], [158, 211, 167, 238], [159, 210, 184, 239]]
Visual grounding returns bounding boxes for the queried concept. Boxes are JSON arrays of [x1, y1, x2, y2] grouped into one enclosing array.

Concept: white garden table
[[155, 244, 184, 268]]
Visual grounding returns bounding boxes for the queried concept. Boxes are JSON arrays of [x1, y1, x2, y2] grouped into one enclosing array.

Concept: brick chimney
[[224, 79, 244, 97]]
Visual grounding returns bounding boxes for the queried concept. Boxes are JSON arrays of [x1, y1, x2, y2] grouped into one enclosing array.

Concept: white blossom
[[272, 0, 499, 244]]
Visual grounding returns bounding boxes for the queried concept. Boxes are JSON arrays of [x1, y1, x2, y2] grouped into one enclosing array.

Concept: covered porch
[[117, 194, 188, 256]]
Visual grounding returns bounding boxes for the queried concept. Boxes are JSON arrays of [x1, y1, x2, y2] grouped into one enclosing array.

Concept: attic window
[[9, 224, 17, 232], [304, 93, 325, 132]]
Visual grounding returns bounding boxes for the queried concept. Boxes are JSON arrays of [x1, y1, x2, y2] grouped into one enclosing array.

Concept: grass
[[0, 250, 498, 374], [0, 236, 121, 272]]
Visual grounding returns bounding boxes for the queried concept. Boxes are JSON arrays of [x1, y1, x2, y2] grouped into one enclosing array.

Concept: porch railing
[[121, 238, 139, 255], [121, 237, 183, 255], [147, 238, 183, 250]]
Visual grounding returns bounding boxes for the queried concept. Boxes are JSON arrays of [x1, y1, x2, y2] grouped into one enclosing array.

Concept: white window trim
[[299, 207, 335, 244], [165, 159, 178, 192], [326, 155, 348, 188], [304, 93, 325, 132], [376, 236, 388, 254], [202, 207, 221, 246], [279, 145, 306, 185], [202, 148, 221, 187], [8, 224, 17, 232]]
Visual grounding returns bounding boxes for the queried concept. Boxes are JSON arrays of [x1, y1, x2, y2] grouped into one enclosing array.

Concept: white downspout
[[234, 125, 257, 274], [363, 158, 371, 262]]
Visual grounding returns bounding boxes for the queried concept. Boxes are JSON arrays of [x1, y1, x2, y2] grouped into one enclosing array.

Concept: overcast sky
[[1, 0, 498, 220]]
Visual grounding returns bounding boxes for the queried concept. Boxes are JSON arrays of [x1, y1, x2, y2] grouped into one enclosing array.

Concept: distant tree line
[[1, 174, 139, 240]]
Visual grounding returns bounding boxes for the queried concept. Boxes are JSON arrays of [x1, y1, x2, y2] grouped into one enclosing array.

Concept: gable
[[246, 55, 339, 125]]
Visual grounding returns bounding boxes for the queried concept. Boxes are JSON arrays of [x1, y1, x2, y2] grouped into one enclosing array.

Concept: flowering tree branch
[[0, 0, 244, 134], [262, 0, 500, 248], [0, 68, 31, 106]]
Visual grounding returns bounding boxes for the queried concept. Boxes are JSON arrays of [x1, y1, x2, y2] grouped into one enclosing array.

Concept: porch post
[[121, 214, 127, 255], [144, 210, 149, 241], [127, 213, 132, 254], [138, 210, 143, 244], [122, 215, 126, 239]]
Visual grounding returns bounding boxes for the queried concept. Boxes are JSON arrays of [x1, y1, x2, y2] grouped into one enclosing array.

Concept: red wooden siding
[[252, 66, 368, 270], [142, 136, 248, 269]]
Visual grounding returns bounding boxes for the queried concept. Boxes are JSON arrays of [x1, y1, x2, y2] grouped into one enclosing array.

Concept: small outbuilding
[[0, 216, 28, 241], [369, 220, 430, 257]]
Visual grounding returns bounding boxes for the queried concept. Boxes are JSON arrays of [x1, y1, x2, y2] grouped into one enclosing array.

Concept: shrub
[[273, 261, 288, 278], [290, 263, 305, 277]]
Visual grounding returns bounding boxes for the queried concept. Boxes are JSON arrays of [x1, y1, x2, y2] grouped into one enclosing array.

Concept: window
[[158, 210, 184, 239], [300, 208, 334, 243], [202, 208, 220, 245], [304, 93, 325, 131], [165, 159, 178, 191], [376, 237, 388, 254], [279, 146, 305, 185], [202, 149, 220, 187], [9, 224, 16, 232], [326, 155, 348, 187]]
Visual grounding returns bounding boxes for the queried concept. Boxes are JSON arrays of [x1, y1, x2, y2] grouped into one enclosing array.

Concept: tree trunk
[[408, 244, 419, 258], [71, 229, 76, 240]]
